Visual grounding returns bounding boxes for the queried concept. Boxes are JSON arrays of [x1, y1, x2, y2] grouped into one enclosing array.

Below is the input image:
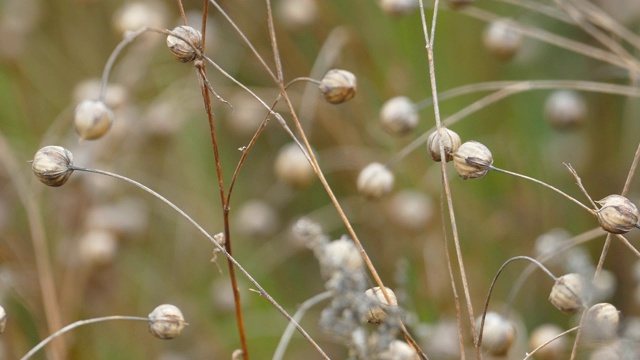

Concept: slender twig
[[563, 163, 597, 209], [523, 326, 579, 360], [176, 0, 188, 25], [69, 165, 330, 359], [20, 316, 150, 360]]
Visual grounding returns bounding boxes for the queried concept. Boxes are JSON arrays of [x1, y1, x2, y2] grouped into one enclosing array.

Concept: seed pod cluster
[[357, 162, 395, 199], [380, 96, 418, 136], [452, 141, 493, 179], [148, 304, 187, 340], [596, 195, 639, 234], [477, 312, 516, 356], [166, 25, 202, 62], [549, 273, 586, 314], [483, 19, 523, 61], [364, 286, 398, 324], [31, 146, 75, 187], [74, 99, 114, 140], [319, 69, 357, 104], [427, 127, 462, 162]]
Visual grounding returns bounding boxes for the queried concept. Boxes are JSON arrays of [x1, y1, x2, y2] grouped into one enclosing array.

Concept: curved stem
[[70, 166, 330, 359], [100, 27, 150, 101], [523, 326, 579, 360], [21, 316, 149, 360]]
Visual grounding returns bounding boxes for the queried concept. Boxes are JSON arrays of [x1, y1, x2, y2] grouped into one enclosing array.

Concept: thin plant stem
[[419, 1, 480, 356], [476, 256, 557, 351], [70, 165, 330, 359], [0, 135, 66, 360], [523, 326, 579, 360], [563, 163, 597, 209], [176, 0, 188, 25], [272, 291, 332, 360], [20, 316, 150, 360], [489, 165, 594, 214]]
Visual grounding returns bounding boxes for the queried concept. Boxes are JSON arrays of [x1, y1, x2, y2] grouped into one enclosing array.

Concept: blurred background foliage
[[1, 0, 640, 359]]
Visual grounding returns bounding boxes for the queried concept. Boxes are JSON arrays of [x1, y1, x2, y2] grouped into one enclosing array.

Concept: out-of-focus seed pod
[[364, 286, 398, 324], [379, 0, 419, 17], [583, 303, 620, 343], [113, 2, 167, 36], [549, 273, 586, 314], [528, 324, 567, 360], [544, 90, 587, 130], [235, 200, 278, 237], [596, 195, 639, 234], [445, 0, 475, 9], [74, 99, 114, 140], [483, 19, 522, 61], [477, 312, 516, 356], [319, 69, 356, 104], [73, 79, 128, 110], [357, 162, 394, 199], [277, 0, 317, 29], [78, 229, 118, 267], [322, 238, 363, 275], [0, 305, 6, 334], [452, 141, 493, 179], [427, 127, 461, 162], [31, 146, 74, 187], [274, 143, 315, 188], [380, 96, 419, 136], [387, 190, 433, 231], [379, 340, 419, 360], [166, 25, 202, 62], [148, 304, 187, 340]]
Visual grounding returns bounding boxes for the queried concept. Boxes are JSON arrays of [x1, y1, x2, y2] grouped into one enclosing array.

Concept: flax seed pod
[[319, 69, 356, 104], [31, 146, 75, 187], [274, 143, 315, 188], [483, 19, 522, 61], [596, 195, 640, 234], [74, 99, 114, 140], [452, 141, 493, 179], [544, 90, 587, 130], [379, 0, 418, 17], [549, 273, 586, 314], [357, 162, 394, 199], [364, 287, 398, 324], [379, 96, 419, 136], [528, 324, 567, 360], [166, 25, 202, 62], [427, 127, 461, 162], [583, 303, 620, 343], [477, 312, 516, 356], [148, 304, 187, 340], [0, 305, 6, 334], [379, 340, 419, 360]]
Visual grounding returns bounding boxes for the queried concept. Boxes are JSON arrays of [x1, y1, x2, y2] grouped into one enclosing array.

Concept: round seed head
[[380, 96, 419, 136], [549, 273, 586, 314], [379, 340, 418, 360], [379, 0, 419, 17], [477, 312, 516, 356], [277, 0, 318, 29], [528, 324, 567, 360], [364, 286, 398, 324], [427, 127, 462, 162], [321, 238, 363, 277], [74, 99, 114, 140], [31, 146, 74, 187], [583, 303, 620, 342], [166, 25, 202, 63], [319, 69, 356, 104], [78, 229, 118, 267], [274, 143, 315, 188], [544, 90, 587, 130], [387, 190, 433, 231], [113, 2, 167, 35], [596, 195, 639, 234], [148, 304, 187, 340], [357, 162, 394, 199], [452, 141, 493, 179], [0, 305, 6, 334], [235, 200, 278, 237], [483, 19, 523, 61]]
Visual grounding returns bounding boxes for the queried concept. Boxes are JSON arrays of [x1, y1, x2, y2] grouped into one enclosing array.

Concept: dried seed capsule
[[357, 162, 394, 199], [549, 273, 586, 314], [78, 229, 118, 267], [427, 127, 461, 162], [477, 312, 516, 356], [74, 99, 114, 140], [113, 2, 167, 36], [277, 0, 318, 29], [583, 303, 619, 342], [483, 19, 522, 61], [319, 69, 356, 104], [274, 143, 315, 188], [379, 340, 418, 360], [387, 190, 433, 231], [166, 25, 202, 62], [322, 237, 363, 275], [148, 304, 187, 339], [31, 146, 75, 187], [0, 305, 6, 334], [235, 199, 278, 237], [596, 195, 639, 234], [379, 0, 418, 17], [452, 141, 493, 179], [380, 96, 419, 136], [528, 324, 566, 360], [364, 286, 398, 324], [544, 90, 587, 130]]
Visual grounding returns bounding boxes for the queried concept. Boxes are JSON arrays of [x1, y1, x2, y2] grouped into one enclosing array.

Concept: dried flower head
[[477, 312, 516, 356], [549, 273, 586, 314], [596, 195, 639, 234], [166, 25, 202, 62], [319, 69, 357, 104], [357, 162, 394, 199], [452, 141, 493, 179], [31, 146, 75, 187], [380, 96, 419, 136], [148, 304, 187, 340], [274, 143, 315, 188], [528, 324, 566, 360], [583, 303, 620, 342], [483, 19, 522, 61], [427, 127, 462, 162], [544, 90, 587, 130], [74, 99, 114, 140], [379, 0, 419, 17], [364, 286, 398, 324]]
